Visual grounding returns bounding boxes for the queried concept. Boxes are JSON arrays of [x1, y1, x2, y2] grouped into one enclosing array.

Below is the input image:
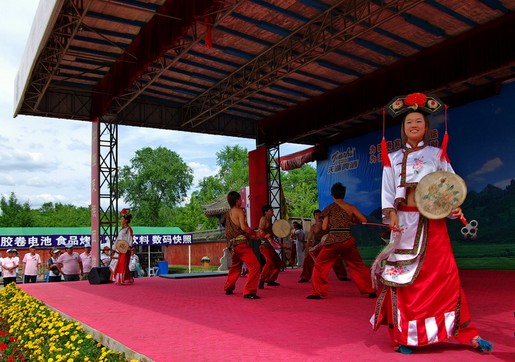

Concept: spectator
[[80, 244, 93, 280], [100, 246, 111, 267], [56, 243, 83, 281], [2, 249, 19, 287], [292, 221, 305, 267], [21, 245, 42, 283], [47, 249, 62, 282], [13, 249, 20, 281], [129, 247, 141, 278]]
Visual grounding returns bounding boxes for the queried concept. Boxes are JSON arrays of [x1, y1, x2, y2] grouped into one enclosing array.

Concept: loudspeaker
[[88, 267, 112, 284]]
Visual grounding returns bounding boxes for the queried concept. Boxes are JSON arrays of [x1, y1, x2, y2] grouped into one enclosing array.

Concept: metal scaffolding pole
[[98, 119, 119, 249], [267, 145, 282, 223]]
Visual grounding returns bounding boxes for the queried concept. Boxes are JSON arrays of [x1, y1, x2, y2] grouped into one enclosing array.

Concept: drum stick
[[360, 222, 401, 233], [361, 222, 389, 228]]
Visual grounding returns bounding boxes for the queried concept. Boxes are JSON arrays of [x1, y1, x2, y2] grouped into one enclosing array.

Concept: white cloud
[[468, 158, 503, 178]]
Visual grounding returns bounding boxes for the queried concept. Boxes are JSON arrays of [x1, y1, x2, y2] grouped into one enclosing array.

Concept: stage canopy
[[14, 0, 515, 148]]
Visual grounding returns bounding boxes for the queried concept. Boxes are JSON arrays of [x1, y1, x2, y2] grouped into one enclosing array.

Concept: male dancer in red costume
[[307, 183, 376, 299], [257, 204, 282, 289], [223, 191, 261, 299], [298, 209, 349, 283]]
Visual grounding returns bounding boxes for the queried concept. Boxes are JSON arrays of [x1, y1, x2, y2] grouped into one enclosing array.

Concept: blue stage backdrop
[[317, 82, 515, 220]]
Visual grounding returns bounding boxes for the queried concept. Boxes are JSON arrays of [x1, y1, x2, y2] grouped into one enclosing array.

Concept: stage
[[19, 269, 515, 362]]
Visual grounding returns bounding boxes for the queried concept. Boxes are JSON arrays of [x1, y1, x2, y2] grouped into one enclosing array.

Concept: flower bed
[[0, 284, 137, 362]]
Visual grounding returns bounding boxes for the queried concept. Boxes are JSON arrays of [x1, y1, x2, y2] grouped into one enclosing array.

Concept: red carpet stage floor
[[19, 269, 514, 362]]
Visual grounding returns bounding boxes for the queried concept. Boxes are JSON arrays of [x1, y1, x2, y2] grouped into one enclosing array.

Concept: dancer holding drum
[[370, 93, 492, 354], [110, 208, 134, 285], [257, 204, 283, 289]]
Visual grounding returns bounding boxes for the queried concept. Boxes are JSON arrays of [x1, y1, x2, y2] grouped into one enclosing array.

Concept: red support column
[[248, 146, 268, 229]]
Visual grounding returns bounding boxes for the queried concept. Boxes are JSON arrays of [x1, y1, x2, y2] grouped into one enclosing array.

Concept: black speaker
[[88, 267, 112, 284]]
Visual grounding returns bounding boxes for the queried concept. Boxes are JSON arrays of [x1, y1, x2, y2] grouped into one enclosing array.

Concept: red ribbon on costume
[[381, 108, 391, 167], [439, 105, 450, 162]]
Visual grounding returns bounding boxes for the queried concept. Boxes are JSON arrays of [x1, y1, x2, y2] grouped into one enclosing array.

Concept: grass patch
[[168, 265, 219, 273], [357, 244, 515, 270]]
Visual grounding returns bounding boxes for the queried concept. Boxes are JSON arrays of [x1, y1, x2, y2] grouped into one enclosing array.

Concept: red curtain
[[277, 146, 321, 171]]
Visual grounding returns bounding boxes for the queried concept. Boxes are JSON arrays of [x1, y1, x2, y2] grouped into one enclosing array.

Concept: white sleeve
[[381, 165, 396, 223], [440, 159, 455, 173]]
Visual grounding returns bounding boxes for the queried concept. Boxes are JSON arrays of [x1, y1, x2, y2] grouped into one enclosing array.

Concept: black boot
[[243, 294, 261, 299], [258, 281, 265, 289]]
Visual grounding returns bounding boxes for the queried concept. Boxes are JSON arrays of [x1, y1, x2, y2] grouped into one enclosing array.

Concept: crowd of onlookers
[[1, 244, 143, 286]]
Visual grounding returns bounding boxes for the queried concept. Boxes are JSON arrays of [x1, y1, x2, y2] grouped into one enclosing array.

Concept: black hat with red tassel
[[381, 92, 449, 167]]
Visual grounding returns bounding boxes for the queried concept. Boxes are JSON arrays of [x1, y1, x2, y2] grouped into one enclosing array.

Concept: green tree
[[172, 192, 219, 232], [281, 164, 318, 218], [0, 192, 34, 227], [174, 145, 249, 231], [34, 202, 91, 227], [118, 147, 194, 226], [216, 145, 249, 191]]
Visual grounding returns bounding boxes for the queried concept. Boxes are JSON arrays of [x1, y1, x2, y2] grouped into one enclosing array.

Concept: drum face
[[414, 171, 467, 219], [272, 219, 291, 238], [115, 239, 129, 254]]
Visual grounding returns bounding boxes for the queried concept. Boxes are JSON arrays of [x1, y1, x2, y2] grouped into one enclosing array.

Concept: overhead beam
[[91, 0, 218, 119], [257, 11, 515, 146], [108, 0, 246, 116], [181, 0, 425, 129], [22, 90, 257, 139]]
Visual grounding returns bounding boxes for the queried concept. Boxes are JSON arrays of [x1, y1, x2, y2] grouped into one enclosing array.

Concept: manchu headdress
[[381, 92, 449, 167]]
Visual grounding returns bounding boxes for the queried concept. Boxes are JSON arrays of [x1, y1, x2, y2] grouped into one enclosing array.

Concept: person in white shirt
[[47, 249, 62, 282], [56, 243, 83, 281], [80, 244, 93, 280], [100, 246, 112, 267], [129, 247, 140, 278], [2, 249, 19, 286], [22, 245, 42, 283], [13, 250, 20, 281]]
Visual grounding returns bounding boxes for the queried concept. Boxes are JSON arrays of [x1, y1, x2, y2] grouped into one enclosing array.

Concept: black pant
[[3, 277, 17, 286], [48, 275, 62, 282], [63, 274, 80, 281], [24, 275, 37, 283]]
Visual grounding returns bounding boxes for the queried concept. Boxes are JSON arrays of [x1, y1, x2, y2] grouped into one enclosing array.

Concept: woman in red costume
[[110, 208, 134, 285], [371, 93, 492, 354]]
